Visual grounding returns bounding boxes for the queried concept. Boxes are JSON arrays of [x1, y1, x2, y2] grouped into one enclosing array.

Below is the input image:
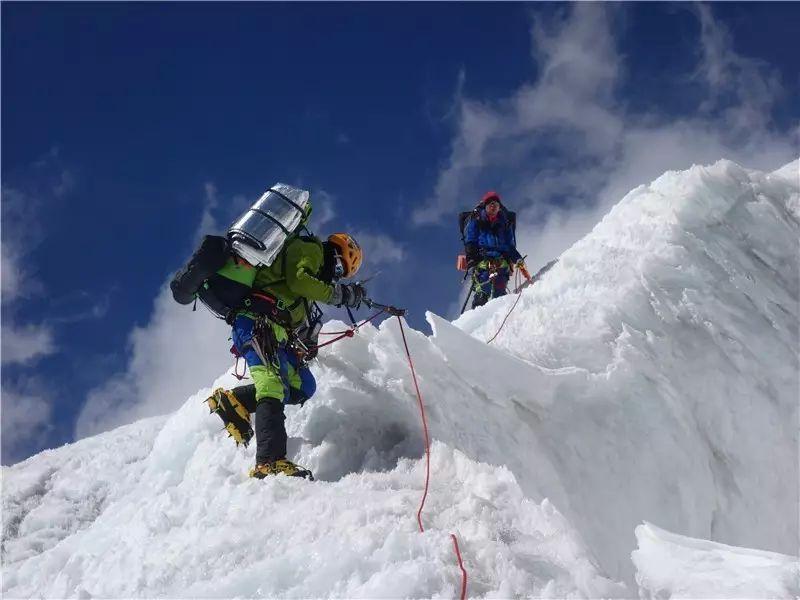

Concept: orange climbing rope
[[395, 315, 468, 599]]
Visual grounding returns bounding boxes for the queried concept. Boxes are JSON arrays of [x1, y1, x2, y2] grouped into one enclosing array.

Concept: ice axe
[[339, 273, 399, 324], [356, 271, 381, 285], [363, 297, 406, 317], [513, 259, 558, 293], [513, 259, 533, 292], [459, 284, 474, 315]]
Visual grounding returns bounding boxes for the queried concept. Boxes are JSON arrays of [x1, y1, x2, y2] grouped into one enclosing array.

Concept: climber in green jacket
[[207, 232, 365, 480]]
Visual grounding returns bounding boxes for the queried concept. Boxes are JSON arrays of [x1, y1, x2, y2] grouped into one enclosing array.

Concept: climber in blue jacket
[[464, 191, 523, 308]]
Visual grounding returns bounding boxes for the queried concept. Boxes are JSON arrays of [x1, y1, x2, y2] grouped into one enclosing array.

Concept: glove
[[330, 283, 367, 308], [464, 243, 482, 265], [342, 283, 367, 308]]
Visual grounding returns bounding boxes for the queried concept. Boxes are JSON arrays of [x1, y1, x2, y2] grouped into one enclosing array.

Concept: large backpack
[[170, 235, 256, 321], [171, 184, 314, 322]]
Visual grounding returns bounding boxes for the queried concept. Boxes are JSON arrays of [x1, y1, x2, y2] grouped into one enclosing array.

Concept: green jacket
[[253, 236, 334, 327]]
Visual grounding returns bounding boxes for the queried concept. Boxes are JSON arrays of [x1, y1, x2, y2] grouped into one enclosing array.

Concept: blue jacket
[[465, 208, 522, 262]]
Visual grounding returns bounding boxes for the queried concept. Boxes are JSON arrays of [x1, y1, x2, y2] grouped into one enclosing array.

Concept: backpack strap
[[268, 187, 307, 215], [248, 207, 293, 236], [272, 232, 319, 285], [258, 235, 324, 319], [506, 210, 516, 232], [459, 209, 480, 244]]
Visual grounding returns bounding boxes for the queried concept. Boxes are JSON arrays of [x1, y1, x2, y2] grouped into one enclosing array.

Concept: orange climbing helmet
[[327, 233, 363, 278]]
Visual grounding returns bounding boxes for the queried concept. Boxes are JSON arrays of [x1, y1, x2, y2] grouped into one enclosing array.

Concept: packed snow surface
[[2, 159, 798, 598], [633, 522, 799, 599]]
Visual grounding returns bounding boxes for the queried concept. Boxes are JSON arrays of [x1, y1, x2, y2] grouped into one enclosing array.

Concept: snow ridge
[[451, 159, 799, 582], [633, 522, 800, 598], [2, 159, 798, 598]]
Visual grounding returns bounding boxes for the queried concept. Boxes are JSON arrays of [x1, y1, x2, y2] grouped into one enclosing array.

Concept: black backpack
[[170, 235, 253, 320], [459, 205, 517, 243]]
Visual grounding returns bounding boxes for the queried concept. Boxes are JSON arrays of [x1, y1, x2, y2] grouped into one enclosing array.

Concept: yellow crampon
[[205, 388, 254, 447], [249, 459, 314, 480]]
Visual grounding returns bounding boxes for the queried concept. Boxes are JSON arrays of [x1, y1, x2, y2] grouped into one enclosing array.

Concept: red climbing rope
[[451, 534, 468, 600], [312, 310, 387, 351], [395, 315, 467, 599], [396, 315, 430, 532], [486, 269, 524, 344]]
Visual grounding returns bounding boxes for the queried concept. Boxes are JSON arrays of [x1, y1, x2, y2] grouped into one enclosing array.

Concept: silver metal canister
[[227, 183, 311, 267]]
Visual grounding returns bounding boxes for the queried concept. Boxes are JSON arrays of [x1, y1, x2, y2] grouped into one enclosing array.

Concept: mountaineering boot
[[205, 388, 254, 447], [249, 459, 314, 481]]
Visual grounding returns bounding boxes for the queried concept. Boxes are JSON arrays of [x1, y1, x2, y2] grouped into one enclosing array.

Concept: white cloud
[[413, 100, 503, 226], [1, 187, 44, 303], [0, 382, 53, 465], [694, 4, 783, 133], [418, 4, 797, 275], [1, 155, 72, 462], [352, 231, 405, 267], [1, 179, 60, 366], [312, 190, 337, 228], [196, 182, 220, 236], [75, 183, 236, 438], [47, 290, 112, 324], [75, 281, 231, 438], [1, 243, 24, 304], [413, 5, 623, 226], [52, 168, 75, 198], [1, 323, 55, 365]]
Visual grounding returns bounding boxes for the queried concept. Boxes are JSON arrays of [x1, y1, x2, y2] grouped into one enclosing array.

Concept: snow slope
[[2, 388, 625, 599], [2, 159, 798, 598], [452, 159, 800, 582], [633, 522, 799, 599]]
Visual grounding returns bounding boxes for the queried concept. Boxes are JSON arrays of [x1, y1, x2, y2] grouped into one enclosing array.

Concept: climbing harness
[[227, 313, 289, 379], [461, 257, 516, 314]]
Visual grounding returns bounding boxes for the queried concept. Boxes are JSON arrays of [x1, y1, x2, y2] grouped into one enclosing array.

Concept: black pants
[[230, 384, 286, 464], [254, 398, 286, 464], [233, 383, 307, 410], [233, 384, 257, 412]]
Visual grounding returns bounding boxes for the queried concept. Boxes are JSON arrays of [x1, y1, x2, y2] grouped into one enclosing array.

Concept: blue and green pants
[[472, 257, 510, 308], [230, 314, 316, 464]]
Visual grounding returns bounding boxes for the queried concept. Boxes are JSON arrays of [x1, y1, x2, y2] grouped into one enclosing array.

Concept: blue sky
[[2, 3, 798, 464]]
